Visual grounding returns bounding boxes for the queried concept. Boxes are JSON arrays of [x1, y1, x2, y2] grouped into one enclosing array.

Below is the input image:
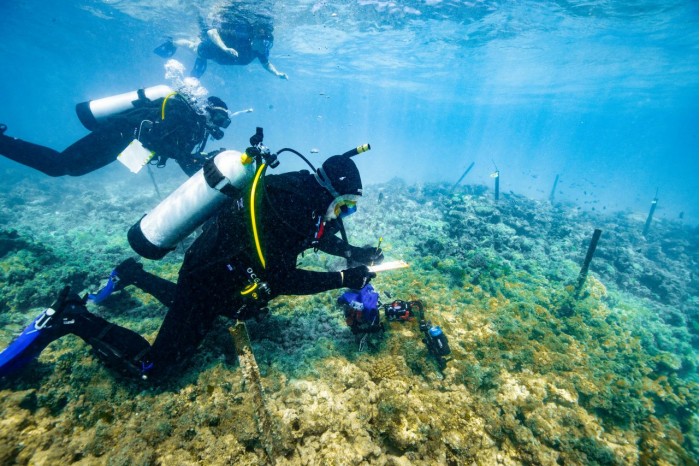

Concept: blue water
[[0, 0, 697, 222]]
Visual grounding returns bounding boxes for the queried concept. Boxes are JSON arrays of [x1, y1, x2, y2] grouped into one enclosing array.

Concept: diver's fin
[[0, 308, 81, 378], [88, 257, 151, 304], [191, 57, 207, 78], [153, 38, 176, 58], [87, 269, 119, 304], [0, 287, 155, 379], [0, 312, 54, 378], [0, 287, 83, 378]]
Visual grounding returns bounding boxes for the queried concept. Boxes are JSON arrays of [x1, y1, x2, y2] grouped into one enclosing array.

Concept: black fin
[[153, 38, 176, 58], [192, 57, 207, 78]]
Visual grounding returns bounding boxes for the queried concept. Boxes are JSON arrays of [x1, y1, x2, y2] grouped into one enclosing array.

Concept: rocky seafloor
[[0, 172, 697, 465]]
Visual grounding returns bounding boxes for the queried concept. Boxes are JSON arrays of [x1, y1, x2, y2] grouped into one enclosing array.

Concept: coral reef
[[0, 175, 697, 465]]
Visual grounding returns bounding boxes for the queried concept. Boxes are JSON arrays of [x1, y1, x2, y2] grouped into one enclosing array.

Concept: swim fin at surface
[[153, 38, 176, 58], [191, 57, 207, 78]]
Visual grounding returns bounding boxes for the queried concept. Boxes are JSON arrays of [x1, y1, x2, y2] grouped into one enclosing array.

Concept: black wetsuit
[[0, 95, 210, 177], [93, 170, 355, 376], [192, 21, 272, 77]]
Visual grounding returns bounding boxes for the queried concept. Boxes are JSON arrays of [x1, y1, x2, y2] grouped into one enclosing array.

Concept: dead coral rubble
[[0, 180, 697, 465]]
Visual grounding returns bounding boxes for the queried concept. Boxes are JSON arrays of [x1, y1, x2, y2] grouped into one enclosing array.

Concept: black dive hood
[[316, 155, 363, 198]]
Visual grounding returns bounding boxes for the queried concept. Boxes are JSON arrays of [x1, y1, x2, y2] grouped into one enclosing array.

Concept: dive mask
[[206, 107, 230, 140], [325, 195, 360, 221], [208, 107, 231, 128]]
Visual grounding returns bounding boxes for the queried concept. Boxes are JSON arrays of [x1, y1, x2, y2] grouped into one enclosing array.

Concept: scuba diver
[[155, 12, 287, 80], [0, 132, 383, 381], [0, 88, 232, 177]]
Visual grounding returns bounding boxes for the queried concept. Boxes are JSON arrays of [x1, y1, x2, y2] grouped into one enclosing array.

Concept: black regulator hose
[[275, 148, 317, 172]]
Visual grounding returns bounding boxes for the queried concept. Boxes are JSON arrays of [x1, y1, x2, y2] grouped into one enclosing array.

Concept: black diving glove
[[341, 265, 376, 289], [348, 245, 384, 266]]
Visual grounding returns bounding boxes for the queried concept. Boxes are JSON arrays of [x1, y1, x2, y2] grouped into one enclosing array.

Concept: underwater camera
[[420, 320, 451, 359], [382, 300, 418, 322]]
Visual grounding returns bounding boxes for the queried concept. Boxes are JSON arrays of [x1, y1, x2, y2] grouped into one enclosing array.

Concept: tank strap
[[203, 158, 242, 197]]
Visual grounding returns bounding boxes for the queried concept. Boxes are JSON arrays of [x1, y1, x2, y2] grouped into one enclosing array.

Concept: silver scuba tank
[[128, 150, 255, 260], [75, 85, 173, 131]]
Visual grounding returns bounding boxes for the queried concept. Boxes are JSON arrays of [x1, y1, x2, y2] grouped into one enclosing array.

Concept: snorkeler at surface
[[155, 10, 287, 80]]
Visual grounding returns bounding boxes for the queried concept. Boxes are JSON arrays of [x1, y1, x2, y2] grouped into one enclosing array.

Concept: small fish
[[310, 148, 319, 154]]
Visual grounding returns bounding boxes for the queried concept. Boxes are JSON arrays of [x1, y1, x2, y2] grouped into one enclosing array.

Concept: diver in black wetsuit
[[0, 153, 383, 380], [0, 95, 231, 177]]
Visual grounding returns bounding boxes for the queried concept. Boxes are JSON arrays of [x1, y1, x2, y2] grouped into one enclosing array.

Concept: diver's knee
[[88, 339, 154, 379]]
